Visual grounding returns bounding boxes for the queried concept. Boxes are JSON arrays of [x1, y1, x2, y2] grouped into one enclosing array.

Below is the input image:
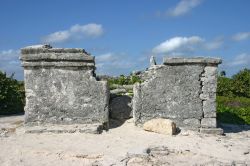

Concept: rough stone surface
[[25, 124, 103, 134], [110, 95, 132, 120], [163, 57, 222, 65], [201, 118, 217, 128], [203, 100, 217, 118], [20, 45, 109, 131], [199, 128, 224, 135], [143, 118, 176, 135], [133, 57, 222, 132], [182, 118, 201, 129], [201, 66, 218, 118], [133, 64, 204, 126]]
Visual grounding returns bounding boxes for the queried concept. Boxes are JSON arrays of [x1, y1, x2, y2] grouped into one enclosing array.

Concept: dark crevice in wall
[[199, 65, 206, 120]]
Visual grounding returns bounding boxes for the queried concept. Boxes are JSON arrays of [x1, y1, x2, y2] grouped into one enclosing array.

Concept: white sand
[[0, 115, 250, 166]]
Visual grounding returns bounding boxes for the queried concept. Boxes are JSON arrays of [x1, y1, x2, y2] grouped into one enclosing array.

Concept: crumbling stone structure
[[20, 45, 109, 133], [20, 44, 222, 134], [133, 57, 222, 134]]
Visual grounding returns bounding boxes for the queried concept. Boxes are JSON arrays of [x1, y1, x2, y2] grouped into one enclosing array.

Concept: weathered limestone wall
[[133, 57, 222, 132], [20, 45, 109, 130]]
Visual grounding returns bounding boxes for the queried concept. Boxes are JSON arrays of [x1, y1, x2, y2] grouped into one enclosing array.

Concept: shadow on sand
[[217, 111, 250, 133], [0, 112, 24, 118], [109, 118, 129, 129], [219, 123, 250, 134]]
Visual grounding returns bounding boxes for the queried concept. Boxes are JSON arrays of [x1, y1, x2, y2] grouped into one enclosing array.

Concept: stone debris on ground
[[123, 146, 249, 166], [143, 118, 177, 135], [0, 115, 250, 166]]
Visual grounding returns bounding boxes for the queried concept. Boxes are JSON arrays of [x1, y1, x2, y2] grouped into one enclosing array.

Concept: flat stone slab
[[199, 128, 224, 135], [25, 123, 104, 134], [20, 44, 94, 62], [22, 44, 87, 54], [163, 57, 222, 65], [21, 61, 95, 67]]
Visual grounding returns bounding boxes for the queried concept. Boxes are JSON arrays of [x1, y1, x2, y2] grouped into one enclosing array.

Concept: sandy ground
[[0, 115, 250, 166]]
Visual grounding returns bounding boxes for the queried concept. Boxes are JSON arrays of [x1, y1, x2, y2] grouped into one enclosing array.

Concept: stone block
[[143, 118, 176, 135], [201, 118, 217, 128], [183, 118, 201, 128], [25, 124, 103, 134], [204, 66, 218, 77], [199, 128, 224, 135], [163, 57, 222, 65], [203, 100, 217, 118]]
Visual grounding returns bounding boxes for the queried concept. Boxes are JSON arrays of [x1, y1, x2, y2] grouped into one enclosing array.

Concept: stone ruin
[[133, 57, 222, 134], [20, 45, 222, 134], [20, 45, 109, 133]]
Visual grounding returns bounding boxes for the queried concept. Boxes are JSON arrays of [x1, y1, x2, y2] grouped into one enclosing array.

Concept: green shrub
[[107, 75, 142, 86], [0, 71, 25, 115], [217, 68, 250, 98], [217, 76, 234, 97], [129, 75, 142, 84], [217, 96, 250, 125], [232, 68, 250, 98]]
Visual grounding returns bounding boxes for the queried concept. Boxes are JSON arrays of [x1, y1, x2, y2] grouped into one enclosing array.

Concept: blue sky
[[0, 0, 250, 80]]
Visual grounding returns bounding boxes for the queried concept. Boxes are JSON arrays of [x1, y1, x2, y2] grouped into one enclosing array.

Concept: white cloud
[[152, 36, 225, 56], [204, 37, 224, 50], [232, 32, 250, 41], [42, 23, 104, 43], [168, 0, 202, 17], [70, 24, 103, 38], [227, 53, 250, 66], [95, 53, 137, 76], [0, 49, 23, 80], [152, 36, 204, 54], [43, 31, 70, 43], [95, 53, 118, 62]]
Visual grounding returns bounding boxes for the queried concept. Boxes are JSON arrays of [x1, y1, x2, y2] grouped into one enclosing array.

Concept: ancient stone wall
[[20, 45, 109, 132], [133, 57, 222, 132], [20, 45, 222, 134]]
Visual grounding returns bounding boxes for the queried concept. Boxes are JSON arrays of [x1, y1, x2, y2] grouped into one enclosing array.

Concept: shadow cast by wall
[[109, 94, 133, 129], [0, 112, 24, 118], [109, 118, 130, 129], [217, 112, 250, 133]]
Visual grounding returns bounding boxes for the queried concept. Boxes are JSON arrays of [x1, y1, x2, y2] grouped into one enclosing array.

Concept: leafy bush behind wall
[[0, 71, 25, 115]]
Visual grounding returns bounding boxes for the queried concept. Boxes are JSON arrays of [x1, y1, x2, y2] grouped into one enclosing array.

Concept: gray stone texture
[[201, 118, 217, 128], [20, 45, 109, 130], [199, 128, 224, 135], [25, 123, 103, 134], [133, 57, 222, 131], [201, 66, 218, 118], [163, 57, 222, 65], [133, 64, 203, 127]]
